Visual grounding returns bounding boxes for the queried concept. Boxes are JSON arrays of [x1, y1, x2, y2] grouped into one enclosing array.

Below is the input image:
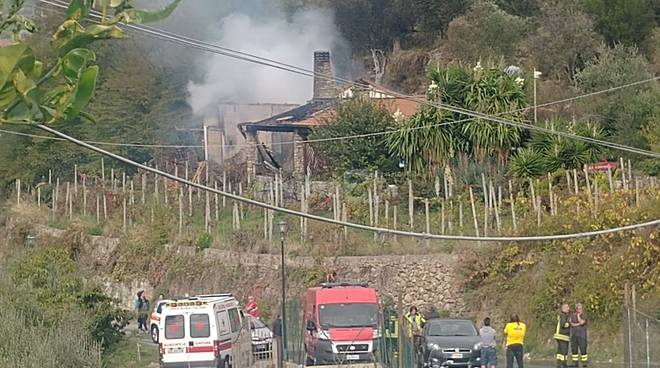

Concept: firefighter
[[405, 306, 426, 361], [570, 303, 588, 367], [554, 303, 572, 368]]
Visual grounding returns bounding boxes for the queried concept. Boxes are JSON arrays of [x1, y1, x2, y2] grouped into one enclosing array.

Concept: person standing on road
[[135, 290, 145, 331], [554, 304, 572, 368], [503, 314, 526, 368], [272, 314, 283, 368], [480, 317, 497, 368], [405, 306, 426, 359], [139, 292, 150, 332], [570, 303, 588, 368]]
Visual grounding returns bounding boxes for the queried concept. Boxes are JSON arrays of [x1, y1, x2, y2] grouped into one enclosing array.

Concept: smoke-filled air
[[186, 3, 347, 116]]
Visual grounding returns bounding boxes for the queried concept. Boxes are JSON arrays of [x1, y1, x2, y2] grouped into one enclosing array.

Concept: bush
[[195, 232, 212, 251]]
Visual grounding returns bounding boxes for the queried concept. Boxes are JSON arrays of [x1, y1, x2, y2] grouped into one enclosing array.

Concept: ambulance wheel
[[305, 355, 315, 366], [150, 325, 159, 344], [218, 356, 230, 368]]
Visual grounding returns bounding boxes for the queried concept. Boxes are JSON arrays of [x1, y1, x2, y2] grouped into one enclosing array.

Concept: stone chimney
[[313, 51, 335, 100]]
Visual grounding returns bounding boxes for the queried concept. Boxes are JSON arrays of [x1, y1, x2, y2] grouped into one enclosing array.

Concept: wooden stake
[[635, 178, 639, 208], [459, 201, 464, 231], [385, 199, 390, 228], [222, 171, 227, 208], [368, 188, 374, 226], [103, 194, 107, 220], [536, 197, 541, 227], [111, 168, 115, 191], [408, 179, 414, 230], [529, 178, 537, 212], [52, 187, 56, 219], [441, 201, 446, 235], [548, 173, 555, 216], [74, 164, 78, 194], [82, 176, 87, 216], [434, 176, 440, 197], [594, 181, 600, 216], [620, 157, 627, 190], [393, 205, 398, 242], [130, 180, 135, 206], [141, 173, 146, 205], [509, 180, 517, 231], [584, 166, 592, 204], [214, 181, 219, 221], [491, 184, 501, 233], [424, 199, 430, 234], [96, 194, 100, 223], [122, 197, 127, 231], [469, 187, 480, 237], [342, 202, 348, 240], [101, 158, 105, 182], [188, 184, 193, 217], [573, 169, 579, 195], [238, 183, 244, 219], [627, 159, 632, 185], [448, 201, 453, 234], [566, 171, 572, 194], [65, 182, 70, 219], [37, 186, 41, 208], [607, 167, 614, 193], [16, 179, 20, 205]]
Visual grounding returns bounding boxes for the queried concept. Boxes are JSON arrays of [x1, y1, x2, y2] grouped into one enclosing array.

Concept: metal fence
[[282, 302, 417, 368], [624, 305, 660, 368]]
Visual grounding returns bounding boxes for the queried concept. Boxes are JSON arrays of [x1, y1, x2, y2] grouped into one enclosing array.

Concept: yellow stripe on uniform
[[556, 354, 566, 361], [581, 355, 589, 362]]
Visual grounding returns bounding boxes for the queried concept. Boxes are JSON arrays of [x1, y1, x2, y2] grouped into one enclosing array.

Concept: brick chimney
[[313, 51, 335, 100]]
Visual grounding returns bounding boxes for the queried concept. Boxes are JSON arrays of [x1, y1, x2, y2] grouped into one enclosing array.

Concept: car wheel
[[151, 325, 159, 343]]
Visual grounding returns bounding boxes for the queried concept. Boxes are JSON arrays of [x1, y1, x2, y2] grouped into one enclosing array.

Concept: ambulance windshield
[[319, 303, 378, 328]]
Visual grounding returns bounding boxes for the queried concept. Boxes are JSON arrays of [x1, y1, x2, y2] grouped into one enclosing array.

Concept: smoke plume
[[187, 3, 348, 115]]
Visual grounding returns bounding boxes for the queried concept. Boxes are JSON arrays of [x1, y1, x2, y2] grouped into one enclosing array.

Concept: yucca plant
[[510, 148, 547, 179]]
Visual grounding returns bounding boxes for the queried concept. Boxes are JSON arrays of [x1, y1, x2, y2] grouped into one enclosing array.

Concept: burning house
[[238, 51, 422, 177]]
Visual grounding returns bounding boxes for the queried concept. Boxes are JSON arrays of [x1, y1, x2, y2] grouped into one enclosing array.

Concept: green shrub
[[195, 232, 212, 251]]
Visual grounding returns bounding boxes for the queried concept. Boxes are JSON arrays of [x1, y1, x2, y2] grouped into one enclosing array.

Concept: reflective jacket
[[554, 313, 571, 341], [405, 312, 426, 336]]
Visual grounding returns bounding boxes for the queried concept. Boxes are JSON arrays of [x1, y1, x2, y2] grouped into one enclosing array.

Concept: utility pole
[[533, 68, 542, 125], [279, 221, 288, 362]]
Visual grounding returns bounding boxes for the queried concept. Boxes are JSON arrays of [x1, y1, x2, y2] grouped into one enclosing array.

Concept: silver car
[[250, 316, 273, 358]]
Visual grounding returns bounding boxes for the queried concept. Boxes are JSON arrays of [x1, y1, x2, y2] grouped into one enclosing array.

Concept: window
[[190, 314, 211, 338], [156, 302, 165, 314], [228, 308, 241, 333], [165, 315, 185, 339], [319, 303, 378, 328], [217, 311, 231, 336]]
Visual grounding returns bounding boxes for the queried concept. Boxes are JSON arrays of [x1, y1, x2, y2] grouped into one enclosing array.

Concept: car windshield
[[428, 321, 478, 337], [319, 303, 378, 328]]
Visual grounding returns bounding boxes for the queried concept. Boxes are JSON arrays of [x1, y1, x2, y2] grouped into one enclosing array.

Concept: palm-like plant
[[388, 62, 528, 177], [510, 148, 547, 179]]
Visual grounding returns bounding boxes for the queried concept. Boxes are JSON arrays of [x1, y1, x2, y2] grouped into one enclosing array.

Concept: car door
[[162, 313, 187, 363]]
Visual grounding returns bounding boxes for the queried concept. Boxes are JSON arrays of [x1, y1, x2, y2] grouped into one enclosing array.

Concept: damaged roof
[[239, 79, 424, 135]]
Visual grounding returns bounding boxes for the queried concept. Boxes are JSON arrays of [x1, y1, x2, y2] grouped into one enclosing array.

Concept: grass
[[103, 332, 159, 368]]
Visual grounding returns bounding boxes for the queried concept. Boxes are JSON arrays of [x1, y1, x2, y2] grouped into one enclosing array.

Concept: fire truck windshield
[[319, 303, 378, 328]]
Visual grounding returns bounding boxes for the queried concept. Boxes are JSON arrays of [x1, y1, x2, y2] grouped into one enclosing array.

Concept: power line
[[35, 123, 660, 242], [34, 1, 660, 158]]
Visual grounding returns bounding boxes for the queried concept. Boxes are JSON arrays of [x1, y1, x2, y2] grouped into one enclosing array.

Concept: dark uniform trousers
[[570, 333, 588, 366]]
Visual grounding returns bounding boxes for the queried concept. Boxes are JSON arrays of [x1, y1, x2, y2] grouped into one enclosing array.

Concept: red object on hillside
[[587, 161, 617, 171]]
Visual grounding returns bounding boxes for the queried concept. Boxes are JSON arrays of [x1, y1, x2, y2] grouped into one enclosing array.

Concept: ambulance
[[159, 294, 249, 368]]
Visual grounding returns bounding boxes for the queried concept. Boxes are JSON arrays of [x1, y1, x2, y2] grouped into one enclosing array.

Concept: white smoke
[[187, 6, 347, 115]]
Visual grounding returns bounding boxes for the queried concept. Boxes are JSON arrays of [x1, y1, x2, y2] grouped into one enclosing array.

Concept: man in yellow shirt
[[503, 314, 527, 368]]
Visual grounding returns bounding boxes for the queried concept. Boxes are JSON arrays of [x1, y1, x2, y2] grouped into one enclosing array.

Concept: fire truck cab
[[303, 282, 380, 365]]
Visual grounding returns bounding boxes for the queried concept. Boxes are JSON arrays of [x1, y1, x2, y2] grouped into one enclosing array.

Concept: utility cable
[[36, 0, 660, 158], [35, 124, 660, 243]]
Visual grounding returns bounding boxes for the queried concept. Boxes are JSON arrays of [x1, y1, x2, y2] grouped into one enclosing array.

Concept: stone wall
[[34, 226, 467, 316]]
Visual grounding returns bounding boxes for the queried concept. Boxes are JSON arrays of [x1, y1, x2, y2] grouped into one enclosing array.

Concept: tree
[[445, 1, 527, 63], [521, 3, 601, 82], [309, 97, 398, 176], [582, 0, 657, 53], [0, 0, 181, 126], [576, 44, 660, 152], [411, 0, 466, 41]]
